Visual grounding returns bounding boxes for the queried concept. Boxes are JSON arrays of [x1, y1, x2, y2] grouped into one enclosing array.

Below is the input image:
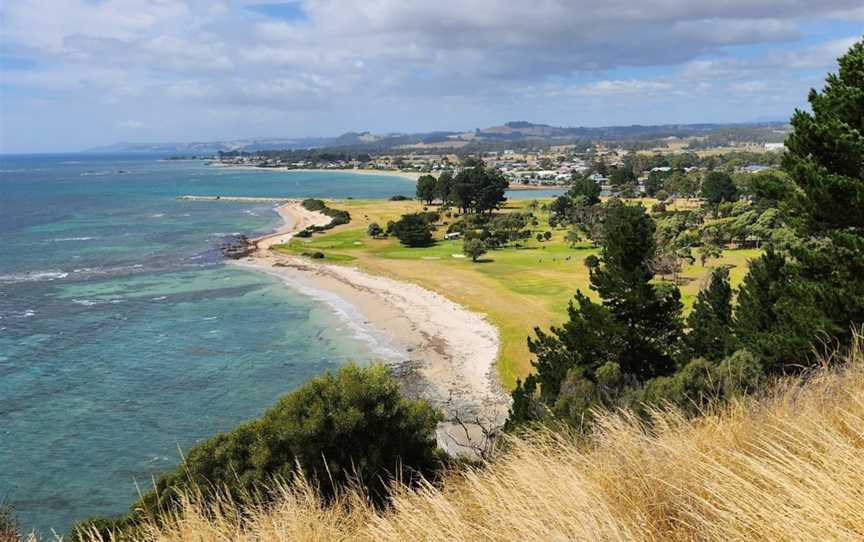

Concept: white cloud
[[0, 0, 861, 151], [770, 36, 861, 68], [578, 80, 673, 96]]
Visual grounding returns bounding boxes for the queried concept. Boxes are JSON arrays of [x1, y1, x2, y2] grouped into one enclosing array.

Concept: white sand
[[231, 201, 509, 455]]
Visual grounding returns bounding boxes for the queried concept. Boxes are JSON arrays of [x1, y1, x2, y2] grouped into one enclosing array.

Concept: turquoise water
[[0, 155, 420, 535]]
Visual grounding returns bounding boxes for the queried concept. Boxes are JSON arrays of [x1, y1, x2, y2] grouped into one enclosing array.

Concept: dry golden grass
[[84, 336, 864, 542]]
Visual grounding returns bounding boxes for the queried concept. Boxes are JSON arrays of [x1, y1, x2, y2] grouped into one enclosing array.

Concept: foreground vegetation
[[70, 365, 442, 540], [75, 337, 864, 542]]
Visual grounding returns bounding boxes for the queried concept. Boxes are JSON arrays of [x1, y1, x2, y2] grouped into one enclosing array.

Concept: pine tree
[[516, 203, 683, 425], [701, 171, 739, 205], [734, 39, 864, 371], [784, 39, 864, 234], [589, 202, 682, 379], [685, 267, 734, 361]]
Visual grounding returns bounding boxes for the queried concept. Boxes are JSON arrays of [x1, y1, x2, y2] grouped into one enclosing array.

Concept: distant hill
[[86, 121, 788, 154], [85, 137, 336, 154]]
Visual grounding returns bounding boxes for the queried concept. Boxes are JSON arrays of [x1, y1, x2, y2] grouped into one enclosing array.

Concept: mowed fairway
[[276, 199, 761, 389]]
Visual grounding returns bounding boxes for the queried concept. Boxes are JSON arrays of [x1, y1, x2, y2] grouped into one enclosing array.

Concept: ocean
[[0, 155, 420, 535]]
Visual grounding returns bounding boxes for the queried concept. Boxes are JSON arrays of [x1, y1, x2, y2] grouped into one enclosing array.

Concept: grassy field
[[276, 198, 760, 389]]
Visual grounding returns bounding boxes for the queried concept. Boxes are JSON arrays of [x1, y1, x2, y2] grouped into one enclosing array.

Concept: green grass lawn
[[275, 199, 761, 389]]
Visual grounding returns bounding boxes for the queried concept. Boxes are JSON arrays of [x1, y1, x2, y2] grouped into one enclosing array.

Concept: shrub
[[391, 213, 435, 247], [463, 238, 487, 262], [296, 201, 351, 237], [389, 194, 410, 201], [716, 349, 762, 396], [367, 223, 384, 238], [301, 198, 327, 211], [74, 364, 442, 538]]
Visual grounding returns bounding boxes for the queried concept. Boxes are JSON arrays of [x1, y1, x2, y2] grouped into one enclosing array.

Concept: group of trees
[[508, 197, 768, 427], [415, 159, 509, 215], [597, 149, 782, 185], [549, 178, 605, 244], [446, 211, 536, 261], [649, 170, 793, 277], [396, 159, 511, 252], [510, 40, 864, 428]]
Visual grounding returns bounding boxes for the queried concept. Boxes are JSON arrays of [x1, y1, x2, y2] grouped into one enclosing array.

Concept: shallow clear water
[[0, 155, 419, 535]]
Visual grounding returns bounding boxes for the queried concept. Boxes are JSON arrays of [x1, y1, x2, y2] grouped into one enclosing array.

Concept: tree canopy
[[416, 174, 438, 205], [734, 38, 864, 372], [451, 159, 509, 214], [701, 171, 739, 205], [514, 202, 683, 424], [568, 175, 601, 205], [391, 212, 435, 247], [685, 267, 735, 361]]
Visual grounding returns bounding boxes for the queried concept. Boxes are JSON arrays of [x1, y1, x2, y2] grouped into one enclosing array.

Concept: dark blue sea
[[0, 155, 421, 535]]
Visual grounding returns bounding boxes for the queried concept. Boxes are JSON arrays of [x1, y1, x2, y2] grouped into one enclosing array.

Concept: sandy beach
[[231, 201, 509, 455]]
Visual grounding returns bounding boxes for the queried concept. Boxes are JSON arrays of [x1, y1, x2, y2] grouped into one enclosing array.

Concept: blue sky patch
[[245, 2, 308, 22]]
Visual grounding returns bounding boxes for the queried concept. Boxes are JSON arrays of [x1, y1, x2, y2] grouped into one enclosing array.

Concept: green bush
[[641, 351, 762, 414], [296, 201, 351, 237], [716, 350, 762, 396], [391, 213, 435, 247], [301, 198, 327, 211], [74, 364, 442, 538], [463, 238, 488, 262], [367, 222, 384, 238]]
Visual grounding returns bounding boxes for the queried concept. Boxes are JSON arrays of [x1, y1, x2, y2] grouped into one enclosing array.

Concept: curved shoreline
[[231, 201, 510, 454]]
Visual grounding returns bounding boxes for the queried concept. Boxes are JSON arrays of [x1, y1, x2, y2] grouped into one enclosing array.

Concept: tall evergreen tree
[[734, 249, 837, 372], [568, 175, 601, 205], [416, 174, 437, 205], [685, 267, 734, 361], [735, 39, 864, 371], [784, 39, 864, 234], [701, 171, 739, 205], [514, 203, 683, 422], [590, 203, 682, 379], [435, 171, 454, 204]]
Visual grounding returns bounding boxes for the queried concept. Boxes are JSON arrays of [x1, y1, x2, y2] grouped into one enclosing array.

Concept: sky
[[0, 1, 862, 153]]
